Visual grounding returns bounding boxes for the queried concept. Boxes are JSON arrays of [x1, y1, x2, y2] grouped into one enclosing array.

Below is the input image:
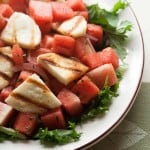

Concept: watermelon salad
[[0, 0, 132, 145]]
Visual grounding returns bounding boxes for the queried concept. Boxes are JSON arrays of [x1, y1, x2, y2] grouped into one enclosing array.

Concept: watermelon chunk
[[100, 47, 119, 69], [66, 0, 87, 11], [29, 0, 53, 33], [0, 15, 6, 31], [82, 52, 103, 69], [9, 0, 28, 13], [41, 108, 66, 130], [87, 24, 103, 46], [40, 35, 54, 49], [87, 63, 118, 89], [13, 112, 38, 136], [53, 34, 75, 56], [74, 11, 88, 20], [57, 88, 83, 116], [0, 4, 14, 18], [74, 37, 95, 59], [72, 76, 99, 104], [51, 2, 74, 22]]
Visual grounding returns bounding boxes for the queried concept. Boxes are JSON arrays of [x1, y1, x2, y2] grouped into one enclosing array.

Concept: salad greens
[[0, 126, 26, 142], [0, 0, 132, 145], [80, 83, 119, 122], [87, 0, 132, 60], [34, 122, 81, 145]]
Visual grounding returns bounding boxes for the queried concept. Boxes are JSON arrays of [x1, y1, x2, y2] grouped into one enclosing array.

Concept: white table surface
[[131, 0, 150, 82]]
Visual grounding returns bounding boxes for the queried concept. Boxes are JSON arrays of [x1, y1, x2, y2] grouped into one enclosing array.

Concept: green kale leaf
[[87, 0, 132, 61]]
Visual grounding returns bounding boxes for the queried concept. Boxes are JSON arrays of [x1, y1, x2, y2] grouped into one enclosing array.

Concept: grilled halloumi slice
[[5, 74, 61, 114], [0, 102, 14, 125], [0, 47, 14, 90], [1, 12, 41, 49], [56, 16, 87, 38], [37, 53, 89, 85], [5, 95, 47, 114]]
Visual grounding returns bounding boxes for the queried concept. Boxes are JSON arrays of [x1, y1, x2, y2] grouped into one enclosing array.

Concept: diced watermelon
[[87, 63, 118, 89], [100, 47, 119, 69], [40, 35, 54, 49], [13, 112, 38, 136], [74, 37, 95, 59], [18, 70, 32, 81], [53, 34, 75, 56], [57, 88, 83, 116], [16, 70, 32, 86], [66, 0, 87, 11], [51, 2, 74, 22], [87, 24, 103, 46], [0, 15, 6, 31], [0, 4, 14, 18], [12, 44, 24, 66], [72, 76, 99, 104], [29, 0, 53, 33], [41, 108, 66, 130], [74, 11, 88, 20], [0, 86, 13, 102], [9, 0, 28, 12], [82, 52, 103, 69], [48, 75, 65, 95], [0, 102, 14, 125]]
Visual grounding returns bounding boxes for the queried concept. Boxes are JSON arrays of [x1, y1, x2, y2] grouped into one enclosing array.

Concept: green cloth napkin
[[90, 83, 150, 150]]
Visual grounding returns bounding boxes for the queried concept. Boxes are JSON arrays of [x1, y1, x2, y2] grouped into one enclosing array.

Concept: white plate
[[0, 0, 144, 150]]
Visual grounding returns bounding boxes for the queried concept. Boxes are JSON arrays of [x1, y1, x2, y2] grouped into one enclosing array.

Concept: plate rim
[[78, 3, 145, 150]]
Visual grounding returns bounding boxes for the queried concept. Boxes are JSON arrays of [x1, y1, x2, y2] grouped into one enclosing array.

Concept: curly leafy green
[[34, 122, 81, 145], [87, 0, 132, 61], [80, 83, 119, 122], [0, 126, 26, 142], [111, 0, 129, 15]]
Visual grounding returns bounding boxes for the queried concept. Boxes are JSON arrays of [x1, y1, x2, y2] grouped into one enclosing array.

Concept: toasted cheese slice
[[0, 46, 13, 58], [1, 12, 41, 49], [0, 76, 9, 90], [37, 53, 89, 85], [0, 102, 14, 125], [0, 47, 14, 90], [5, 74, 61, 114], [5, 95, 47, 114], [57, 16, 87, 38]]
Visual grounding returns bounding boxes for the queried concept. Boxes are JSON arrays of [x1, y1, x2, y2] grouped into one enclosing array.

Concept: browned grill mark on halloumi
[[0, 71, 10, 81], [41, 58, 84, 74], [10, 92, 49, 109], [66, 16, 84, 34], [26, 77, 50, 92], [0, 53, 14, 64]]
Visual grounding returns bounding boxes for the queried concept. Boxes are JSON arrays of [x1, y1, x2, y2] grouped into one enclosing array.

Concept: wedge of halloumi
[[37, 53, 89, 85], [1, 12, 41, 49], [0, 102, 14, 125], [5, 95, 47, 114], [0, 47, 14, 90], [5, 74, 61, 114], [56, 16, 87, 38]]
